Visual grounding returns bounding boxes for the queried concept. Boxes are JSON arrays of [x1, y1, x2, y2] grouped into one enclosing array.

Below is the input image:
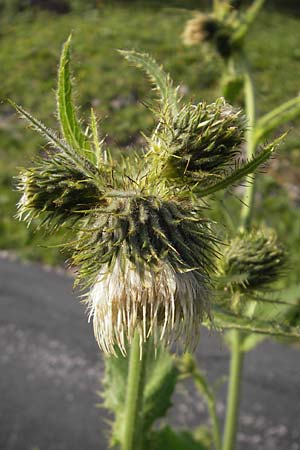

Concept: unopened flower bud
[[17, 157, 100, 227], [159, 98, 245, 183], [218, 227, 286, 294]]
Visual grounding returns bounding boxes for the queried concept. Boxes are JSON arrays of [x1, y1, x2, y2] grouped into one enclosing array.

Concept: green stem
[[207, 395, 222, 450], [239, 68, 256, 231], [122, 332, 147, 450], [223, 64, 256, 450], [193, 371, 222, 450], [232, 0, 266, 44], [222, 330, 244, 450]]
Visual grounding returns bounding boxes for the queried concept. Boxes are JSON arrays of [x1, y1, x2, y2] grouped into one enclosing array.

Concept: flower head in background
[[182, 13, 220, 46], [182, 0, 266, 60], [14, 39, 279, 355], [182, 10, 237, 59]]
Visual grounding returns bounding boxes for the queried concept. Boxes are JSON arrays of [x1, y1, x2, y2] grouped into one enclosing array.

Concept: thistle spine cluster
[[153, 98, 245, 184]]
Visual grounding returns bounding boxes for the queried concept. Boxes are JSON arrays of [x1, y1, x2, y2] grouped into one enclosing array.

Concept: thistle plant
[[14, 38, 278, 356], [13, 35, 300, 450]]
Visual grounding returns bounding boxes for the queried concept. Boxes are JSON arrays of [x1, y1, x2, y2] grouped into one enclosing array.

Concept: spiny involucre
[[217, 226, 287, 296], [14, 38, 279, 355]]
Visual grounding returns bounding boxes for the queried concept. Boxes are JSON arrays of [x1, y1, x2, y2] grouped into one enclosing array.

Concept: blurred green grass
[[0, 2, 300, 280]]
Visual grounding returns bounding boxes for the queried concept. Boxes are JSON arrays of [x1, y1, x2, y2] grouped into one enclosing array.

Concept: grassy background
[[0, 1, 300, 284]]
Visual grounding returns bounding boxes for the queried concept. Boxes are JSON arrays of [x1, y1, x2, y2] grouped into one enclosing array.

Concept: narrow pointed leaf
[[233, 0, 266, 44], [212, 309, 300, 339], [255, 96, 300, 144], [195, 136, 284, 197], [252, 285, 300, 323], [119, 50, 179, 117], [90, 108, 103, 167], [57, 35, 90, 152], [10, 101, 97, 180]]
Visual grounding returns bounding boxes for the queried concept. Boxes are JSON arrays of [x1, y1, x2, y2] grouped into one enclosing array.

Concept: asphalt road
[[1, 257, 300, 450]]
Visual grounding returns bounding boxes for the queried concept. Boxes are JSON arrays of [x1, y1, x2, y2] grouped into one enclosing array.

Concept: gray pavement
[[1, 257, 300, 450]]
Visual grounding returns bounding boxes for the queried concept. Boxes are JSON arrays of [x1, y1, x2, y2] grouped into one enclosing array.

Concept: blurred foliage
[[0, 1, 300, 284], [1, 0, 300, 14]]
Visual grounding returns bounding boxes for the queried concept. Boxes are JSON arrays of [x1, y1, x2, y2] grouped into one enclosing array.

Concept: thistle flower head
[[90, 258, 210, 356], [182, 10, 237, 59], [182, 13, 220, 46], [17, 155, 102, 228], [150, 97, 246, 187], [72, 195, 216, 354], [218, 227, 286, 294], [182, 0, 262, 60]]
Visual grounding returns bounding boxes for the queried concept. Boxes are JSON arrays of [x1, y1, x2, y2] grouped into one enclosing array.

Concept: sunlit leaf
[[57, 35, 90, 154], [119, 50, 179, 118]]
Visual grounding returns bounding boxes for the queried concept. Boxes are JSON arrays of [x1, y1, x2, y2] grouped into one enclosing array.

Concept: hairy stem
[[122, 332, 147, 450]]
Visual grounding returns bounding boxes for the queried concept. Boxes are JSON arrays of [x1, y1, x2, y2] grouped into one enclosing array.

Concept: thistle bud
[[17, 157, 100, 227], [182, 10, 238, 59], [218, 227, 286, 294], [158, 98, 245, 183], [182, 13, 219, 46], [73, 196, 217, 355]]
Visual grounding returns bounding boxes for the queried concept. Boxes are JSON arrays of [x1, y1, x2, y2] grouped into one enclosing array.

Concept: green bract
[[151, 98, 245, 185], [217, 227, 286, 294]]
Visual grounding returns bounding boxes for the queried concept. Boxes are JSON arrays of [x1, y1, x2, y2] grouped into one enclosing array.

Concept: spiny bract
[[217, 226, 286, 295]]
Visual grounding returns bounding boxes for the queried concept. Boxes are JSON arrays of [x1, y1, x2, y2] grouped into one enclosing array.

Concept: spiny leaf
[[57, 35, 90, 154], [102, 343, 178, 446], [147, 426, 209, 450], [224, 285, 300, 351], [212, 309, 300, 339], [101, 350, 128, 446], [143, 344, 178, 432], [10, 101, 97, 181], [195, 135, 285, 197], [119, 50, 179, 118], [57, 35, 90, 150], [90, 108, 103, 167], [254, 96, 300, 144], [254, 284, 300, 328]]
